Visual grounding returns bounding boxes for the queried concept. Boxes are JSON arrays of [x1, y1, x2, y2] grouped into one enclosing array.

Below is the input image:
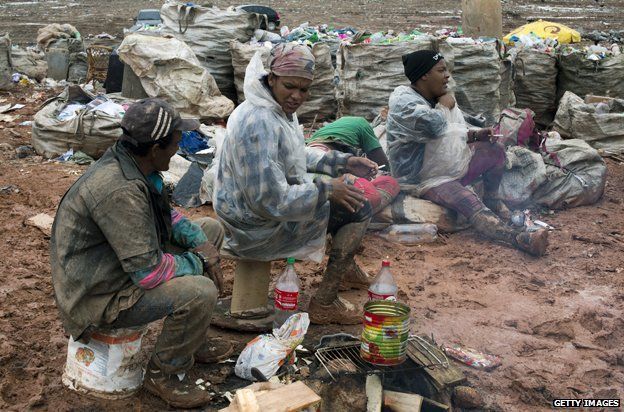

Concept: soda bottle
[[368, 259, 398, 300], [273, 257, 300, 330]]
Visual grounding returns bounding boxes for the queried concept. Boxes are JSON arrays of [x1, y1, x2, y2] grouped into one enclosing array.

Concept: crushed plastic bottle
[[273, 257, 300, 330], [376, 223, 438, 245], [368, 259, 398, 301]]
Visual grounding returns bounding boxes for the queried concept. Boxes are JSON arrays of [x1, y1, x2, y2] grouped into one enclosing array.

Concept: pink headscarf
[[269, 43, 315, 80]]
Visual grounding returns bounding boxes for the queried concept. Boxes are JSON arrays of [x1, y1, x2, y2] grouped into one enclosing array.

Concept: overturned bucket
[[360, 300, 411, 366], [62, 326, 147, 399]]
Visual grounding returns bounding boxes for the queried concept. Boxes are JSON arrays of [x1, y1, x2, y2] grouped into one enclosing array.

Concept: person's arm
[[388, 92, 448, 143], [305, 147, 352, 177], [90, 184, 203, 290], [170, 209, 208, 249], [366, 147, 389, 169], [230, 119, 330, 222]]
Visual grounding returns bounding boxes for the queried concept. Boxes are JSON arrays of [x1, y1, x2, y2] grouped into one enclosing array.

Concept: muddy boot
[[308, 295, 362, 325], [483, 195, 511, 221], [143, 359, 211, 408], [470, 209, 548, 256], [334, 219, 373, 291], [309, 219, 370, 324], [339, 258, 371, 291], [194, 336, 234, 364]]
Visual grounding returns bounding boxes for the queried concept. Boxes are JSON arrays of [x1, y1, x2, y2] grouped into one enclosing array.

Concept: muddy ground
[[1, 0, 624, 411]]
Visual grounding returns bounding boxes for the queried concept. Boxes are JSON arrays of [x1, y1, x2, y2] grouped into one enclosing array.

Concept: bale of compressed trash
[[230, 40, 272, 103], [443, 38, 502, 126], [10, 47, 48, 81], [532, 138, 607, 209], [118, 33, 235, 120], [513, 48, 558, 127], [32, 86, 124, 159], [336, 35, 436, 121], [0, 33, 11, 90], [558, 48, 624, 100], [160, 0, 261, 101], [553, 91, 624, 154], [499, 57, 515, 109], [497, 146, 547, 208]]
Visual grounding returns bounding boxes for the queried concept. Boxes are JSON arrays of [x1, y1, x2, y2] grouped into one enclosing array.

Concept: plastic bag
[[412, 104, 471, 195], [235, 313, 310, 381]]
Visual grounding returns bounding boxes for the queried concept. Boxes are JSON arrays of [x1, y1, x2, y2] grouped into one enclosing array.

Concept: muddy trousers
[[314, 203, 372, 304], [107, 218, 224, 375], [422, 141, 506, 219]]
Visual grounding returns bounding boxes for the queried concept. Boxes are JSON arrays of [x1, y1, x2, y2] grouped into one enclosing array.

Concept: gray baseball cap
[[120, 98, 200, 146]]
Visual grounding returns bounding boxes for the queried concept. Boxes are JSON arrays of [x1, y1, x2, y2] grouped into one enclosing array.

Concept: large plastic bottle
[[376, 223, 438, 245], [273, 257, 300, 330], [368, 259, 398, 301]]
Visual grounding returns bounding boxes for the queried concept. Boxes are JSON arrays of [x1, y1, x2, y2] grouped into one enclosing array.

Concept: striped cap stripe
[[151, 107, 172, 141]]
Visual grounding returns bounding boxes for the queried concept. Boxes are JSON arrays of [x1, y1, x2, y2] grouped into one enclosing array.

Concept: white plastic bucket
[[62, 327, 147, 399]]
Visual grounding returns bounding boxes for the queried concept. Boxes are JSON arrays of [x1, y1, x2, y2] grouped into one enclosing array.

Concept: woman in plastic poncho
[[214, 44, 380, 325]]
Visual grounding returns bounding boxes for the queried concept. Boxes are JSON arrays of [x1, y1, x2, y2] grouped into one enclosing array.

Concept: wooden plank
[[366, 374, 383, 412], [220, 381, 321, 412], [383, 390, 423, 412]]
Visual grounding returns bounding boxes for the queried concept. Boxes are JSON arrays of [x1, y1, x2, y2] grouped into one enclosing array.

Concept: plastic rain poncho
[[214, 53, 350, 262], [386, 86, 471, 195]]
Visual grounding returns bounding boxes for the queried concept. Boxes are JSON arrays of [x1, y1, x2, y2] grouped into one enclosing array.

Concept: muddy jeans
[[106, 217, 224, 375], [422, 141, 506, 219]]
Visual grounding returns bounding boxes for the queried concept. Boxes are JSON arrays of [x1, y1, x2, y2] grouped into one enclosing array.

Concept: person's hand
[[192, 242, 223, 296], [346, 156, 378, 180], [438, 93, 456, 110], [471, 128, 499, 144], [328, 174, 367, 213]]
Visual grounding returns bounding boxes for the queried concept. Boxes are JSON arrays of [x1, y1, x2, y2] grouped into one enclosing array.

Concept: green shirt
[[307, 116, 381, 153]]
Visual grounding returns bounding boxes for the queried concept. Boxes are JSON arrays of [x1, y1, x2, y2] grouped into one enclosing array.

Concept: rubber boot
[[470, 209, 548, 256], [143, 359, 211, 408], [483, 193, 512, 221], [309, 219, 370, 325], [194, 336, 234, 364]]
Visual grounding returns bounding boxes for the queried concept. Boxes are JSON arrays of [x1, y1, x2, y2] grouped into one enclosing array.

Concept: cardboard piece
[[25, 213, 55, 237]]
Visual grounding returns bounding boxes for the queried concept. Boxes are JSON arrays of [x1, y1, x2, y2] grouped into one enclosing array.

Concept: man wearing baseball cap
[[51, 98, 230, 408]]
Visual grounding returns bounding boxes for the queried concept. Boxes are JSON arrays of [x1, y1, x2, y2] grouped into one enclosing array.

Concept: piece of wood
[[234, 389, 260, 412], [220, 381, 321, 412], [406, 339, 465, 390], [25, 213, 54, 237], [461, 0, 503, 39], [383, 390, 423, 412], [366, 374, 383, 412]]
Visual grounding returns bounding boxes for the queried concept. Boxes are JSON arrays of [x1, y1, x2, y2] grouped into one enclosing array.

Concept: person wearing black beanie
[[384, 49, 549, 257], [401, 50, 454, 109]]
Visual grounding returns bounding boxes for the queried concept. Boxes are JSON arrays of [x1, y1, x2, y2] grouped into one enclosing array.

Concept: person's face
[[151, 130, 182, 171], [268, 74, 312, 115], [422, 59, 450, 98]]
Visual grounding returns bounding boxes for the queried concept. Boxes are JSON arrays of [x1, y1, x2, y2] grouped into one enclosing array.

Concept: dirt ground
[[1, 1, 624, 411]]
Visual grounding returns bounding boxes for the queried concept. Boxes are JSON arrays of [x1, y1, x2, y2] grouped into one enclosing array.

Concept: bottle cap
[[287, 257, 295, 264], [382, 259, 390, 267]]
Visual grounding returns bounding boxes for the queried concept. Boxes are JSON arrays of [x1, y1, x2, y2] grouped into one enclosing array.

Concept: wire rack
[[315, 335, 450, 381]]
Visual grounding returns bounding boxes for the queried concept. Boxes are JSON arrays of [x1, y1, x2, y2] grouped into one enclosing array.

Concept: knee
[[196, 217, 225, 249], [372, 175, 401, 198], [173, 276, 217, 312]]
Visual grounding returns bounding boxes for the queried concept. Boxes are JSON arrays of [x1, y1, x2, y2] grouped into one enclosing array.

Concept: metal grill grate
[[315, 335, 449, 381]]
